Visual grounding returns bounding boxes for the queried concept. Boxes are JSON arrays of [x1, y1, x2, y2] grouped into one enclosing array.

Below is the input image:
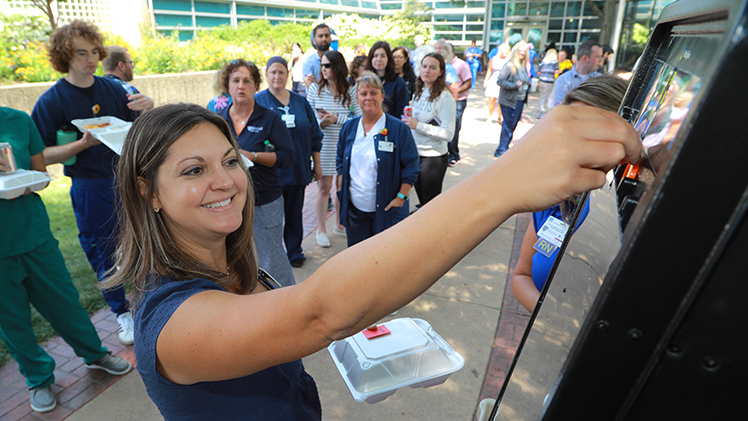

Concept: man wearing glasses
[[102, 45, 154, 114]]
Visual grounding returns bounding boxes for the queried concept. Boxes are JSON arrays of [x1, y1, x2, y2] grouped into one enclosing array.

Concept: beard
[[317, 41, 330, 52]]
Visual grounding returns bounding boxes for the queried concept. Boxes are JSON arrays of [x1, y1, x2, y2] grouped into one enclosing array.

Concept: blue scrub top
[[255, 90, 322, 187]]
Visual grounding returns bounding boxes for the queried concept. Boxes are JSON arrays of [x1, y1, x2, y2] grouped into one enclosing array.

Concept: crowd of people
[[0, 18, 635, 418]]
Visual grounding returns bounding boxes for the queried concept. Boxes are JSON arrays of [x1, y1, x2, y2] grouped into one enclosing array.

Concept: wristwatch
[[397, 192, 407, 200]]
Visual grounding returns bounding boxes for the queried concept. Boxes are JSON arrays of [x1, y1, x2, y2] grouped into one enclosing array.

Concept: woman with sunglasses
[[511, 75, 629, 312], [401, 52, 455, 207], [305, 50, 361, 247]]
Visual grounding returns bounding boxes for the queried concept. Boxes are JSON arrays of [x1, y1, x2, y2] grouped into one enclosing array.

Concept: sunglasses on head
[[321, 63, 332, 68]]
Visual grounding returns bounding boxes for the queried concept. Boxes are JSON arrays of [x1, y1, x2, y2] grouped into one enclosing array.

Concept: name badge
[[281, 113, 296, 128], [378, 140, 394, 152], [533, 237, 558, 257], [537, 216, 569, 248]]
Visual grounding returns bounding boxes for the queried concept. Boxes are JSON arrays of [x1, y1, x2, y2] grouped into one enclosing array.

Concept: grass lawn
[[0, 172, 108, 366]]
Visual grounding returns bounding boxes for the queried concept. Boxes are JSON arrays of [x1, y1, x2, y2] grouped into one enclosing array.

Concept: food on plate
[[82, 122, 111, 129]]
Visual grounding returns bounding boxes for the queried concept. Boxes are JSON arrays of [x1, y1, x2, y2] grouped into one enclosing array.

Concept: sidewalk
[[0, 85, 543, 421]]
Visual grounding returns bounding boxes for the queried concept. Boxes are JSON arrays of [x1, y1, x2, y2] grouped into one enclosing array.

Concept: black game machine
[[487, 0, 748, 419]]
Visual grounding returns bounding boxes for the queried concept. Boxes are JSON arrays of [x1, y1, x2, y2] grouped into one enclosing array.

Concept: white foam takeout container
[[0, 170, 51, 200], [327, 317, 465, 404], [71, 116, 132, 155]]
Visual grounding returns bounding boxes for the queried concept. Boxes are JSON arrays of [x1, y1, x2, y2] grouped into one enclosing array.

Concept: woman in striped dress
[[306, 50, 361, 247]]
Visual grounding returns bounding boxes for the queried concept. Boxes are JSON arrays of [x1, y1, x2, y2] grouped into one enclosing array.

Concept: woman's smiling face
[[151, 122, 248, 247]]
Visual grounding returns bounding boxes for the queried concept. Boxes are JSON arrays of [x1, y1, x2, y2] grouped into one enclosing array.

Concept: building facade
[[2, 0, 677, 65]]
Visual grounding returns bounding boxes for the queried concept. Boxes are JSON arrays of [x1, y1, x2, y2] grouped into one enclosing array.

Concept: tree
[[588, 0, 620, 45], [26, 0, 67, 31], [389, 0, 433, 23]]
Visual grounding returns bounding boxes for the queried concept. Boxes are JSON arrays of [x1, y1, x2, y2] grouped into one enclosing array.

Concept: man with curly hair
[[30, 20, 136, 346]]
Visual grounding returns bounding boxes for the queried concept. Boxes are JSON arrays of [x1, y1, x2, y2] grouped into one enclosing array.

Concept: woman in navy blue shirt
[[256, 56, 323, 268], [366, 41, 409, 118], [108, 93, 641, 418], [217, 59, 296, 287]]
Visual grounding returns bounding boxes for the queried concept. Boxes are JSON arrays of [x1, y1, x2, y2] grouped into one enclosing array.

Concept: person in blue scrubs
[[30, 20, 136, 345], [256, 56, 323, 268], [217, 59, 297, 287], [511, 75, 629, 312], [465, 38, 483, 90]]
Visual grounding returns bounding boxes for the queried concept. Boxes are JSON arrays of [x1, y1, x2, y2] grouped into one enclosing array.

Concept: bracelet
[[397, 192, 407, 200], [252, 152, 258, 162]]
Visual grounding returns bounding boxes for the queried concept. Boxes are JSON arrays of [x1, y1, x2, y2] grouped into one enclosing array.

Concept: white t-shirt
[[349, 113, 386, 212]]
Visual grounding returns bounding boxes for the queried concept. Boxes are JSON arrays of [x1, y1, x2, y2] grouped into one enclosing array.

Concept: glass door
[[505, 21, 546, 51]]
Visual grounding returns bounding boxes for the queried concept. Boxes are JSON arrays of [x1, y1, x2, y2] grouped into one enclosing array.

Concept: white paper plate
[[71, 116, 132, 155], [0, 170, 51, 200]]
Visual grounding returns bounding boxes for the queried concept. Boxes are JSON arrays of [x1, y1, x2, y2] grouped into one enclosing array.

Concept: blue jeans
[[496, 100, 525, 156], [449, 99, 467, 162], [469, 61, 480, 90]]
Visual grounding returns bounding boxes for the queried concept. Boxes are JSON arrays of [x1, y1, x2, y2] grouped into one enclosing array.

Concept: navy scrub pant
[[282, 185, 306, 263], [70, 178, 129, 315]]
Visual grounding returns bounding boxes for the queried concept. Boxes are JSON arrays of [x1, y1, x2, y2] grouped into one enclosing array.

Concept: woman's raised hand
[[494, 104, 642, 214]]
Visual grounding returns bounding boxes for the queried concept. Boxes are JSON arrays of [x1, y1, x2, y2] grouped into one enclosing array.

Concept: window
[[528, 1, 549, 16], [341, 0, 360, 6], [549, 19, 563, 30], [547, 31, 561, 44], [507, 2, 527, 16], [237, 5, 264, 16], [194, 1, 229, 14], [434, 24, 464, 31], [581, 18, 601, 29], [550, 1, 565, 17], [567, 1, 582, 16], [196, 16, 230, 27], [380, 2, 402, 9], [492, 3, 505, 18], [155, 13, 192, 27], [296, 9, 317, 19], [564, 32, 578, 43], [153, 0, 191, 12], [267, 7, 294, 18], [565, 18, 579, 30]]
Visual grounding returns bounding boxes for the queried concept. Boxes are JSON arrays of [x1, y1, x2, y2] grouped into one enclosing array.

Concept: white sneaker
[[316, 231, 331, 247], [332, 226, 346, 237], [117, 311, 135, 345]]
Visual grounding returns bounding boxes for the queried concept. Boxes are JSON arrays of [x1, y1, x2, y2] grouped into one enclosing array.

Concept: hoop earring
[[153, 205, 160, 213]]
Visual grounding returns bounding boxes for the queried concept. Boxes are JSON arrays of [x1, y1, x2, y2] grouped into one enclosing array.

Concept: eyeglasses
[[321, 63, 332, 68], [123, 60, 134, 68]]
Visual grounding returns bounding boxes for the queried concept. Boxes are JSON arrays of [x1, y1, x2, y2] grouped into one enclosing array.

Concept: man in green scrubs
[[0, 107, 131, 413]]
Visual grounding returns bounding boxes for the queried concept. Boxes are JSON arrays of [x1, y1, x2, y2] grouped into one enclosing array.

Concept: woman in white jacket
[[402, 52, 456, 206]]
